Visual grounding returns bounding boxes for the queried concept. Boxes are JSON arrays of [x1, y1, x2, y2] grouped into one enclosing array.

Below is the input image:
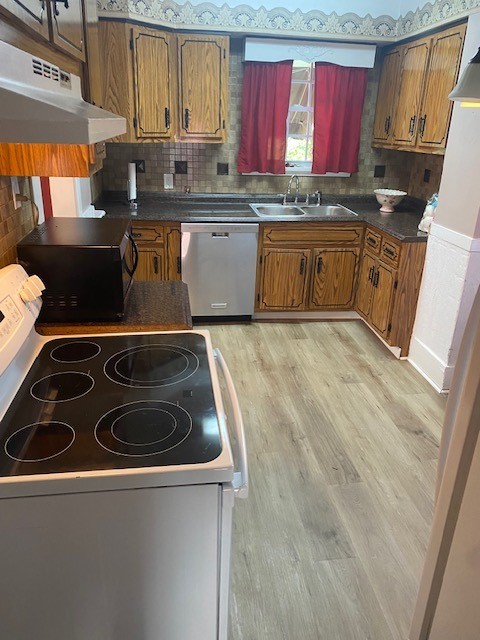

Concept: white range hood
[[0, 41, 126, 144]]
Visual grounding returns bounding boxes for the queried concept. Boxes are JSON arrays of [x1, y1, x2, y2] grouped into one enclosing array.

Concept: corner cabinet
[[131, 222, 182, 282], [372, 23, 466, 154], [355, 227, 426, 355], [99, 21, 229, 143], [257, 224, 363, 311]]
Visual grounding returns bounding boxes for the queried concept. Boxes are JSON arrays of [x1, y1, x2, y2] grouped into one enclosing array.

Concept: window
[[286, 61, 314, 173]]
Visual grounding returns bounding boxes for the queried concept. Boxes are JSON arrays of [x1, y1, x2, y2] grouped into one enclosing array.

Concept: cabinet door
[[355, 252, 375, 318], [417, 24, 466, 151], [372, 49, 401, 143], [392, 39, 430, 146], [260, 249, 310, 310], [51, 0, 86, 61], [370, 262, 396, 337], [310, 248, 359, 309], [165, 226, 182, 280], [132, 27, 175, 140], [0, 0, 50, 39], [135, 247, 165, 281], [177, 34, 228, 141]]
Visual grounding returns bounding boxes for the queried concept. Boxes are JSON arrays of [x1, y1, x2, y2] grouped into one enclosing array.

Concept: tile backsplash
[[101, 39, 443, 200], [0, 177, 35, 269]]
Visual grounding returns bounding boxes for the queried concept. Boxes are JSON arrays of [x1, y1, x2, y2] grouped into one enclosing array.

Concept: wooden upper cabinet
[[392, 38, 430, 146], [0, 0, 50, 40], [416, 23, 467, 150], [310, 248, 359, 309], [177, 34, 228, 142], [50, 0, 86, 61], [372, 48, 401, 143], [260, 248, 310, 310], [372, 23, 466, 154], [132, 27, 175, 140]]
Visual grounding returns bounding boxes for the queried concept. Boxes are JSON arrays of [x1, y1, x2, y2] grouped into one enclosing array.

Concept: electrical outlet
[[10, 177, 21, 209], [423, 169, 431, 183], [164, 173, 174, 190]]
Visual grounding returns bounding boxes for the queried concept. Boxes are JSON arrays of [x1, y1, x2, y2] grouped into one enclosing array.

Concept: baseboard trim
[[408, 336, 452, 393], [253, 310, 359, 321]]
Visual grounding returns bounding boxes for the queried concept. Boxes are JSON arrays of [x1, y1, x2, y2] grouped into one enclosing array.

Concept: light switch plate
[[164, 173, 174, 190]]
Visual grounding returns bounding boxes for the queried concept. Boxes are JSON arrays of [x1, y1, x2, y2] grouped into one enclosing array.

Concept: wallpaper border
[[97, 0, 480, 41]]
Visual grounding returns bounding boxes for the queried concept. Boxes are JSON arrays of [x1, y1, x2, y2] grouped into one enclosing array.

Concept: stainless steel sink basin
[[299, 205, 358, 217], [250, 204, 305, 217], [250, 203, 358, 218]]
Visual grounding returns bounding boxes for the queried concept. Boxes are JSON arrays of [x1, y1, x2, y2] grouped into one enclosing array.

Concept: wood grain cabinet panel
[[165, 225, 182, 280], [392, 38, 430, 146], [372, 48, 401, 144], [132, 27, 175, 140], [416, 24, 467, 150], [364, 228, 382, 254], [369, 262, 396, 337], [0, 0, 50, 39], [259, 248, 310, 310], [372, 23, 466, 154], [177, 34, 228, 142], [50, 0, 86, 61], [135, 247, 165, 281], [354, 251, 376, 319], [263, 225, 363, 246], [310, 248, 359, 309]]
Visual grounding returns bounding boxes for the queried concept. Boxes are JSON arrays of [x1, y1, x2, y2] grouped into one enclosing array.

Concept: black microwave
[[17, 217, 138, 322]]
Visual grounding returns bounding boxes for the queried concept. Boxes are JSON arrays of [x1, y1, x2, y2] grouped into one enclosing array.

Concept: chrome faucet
[[284, 175, 300, 204]]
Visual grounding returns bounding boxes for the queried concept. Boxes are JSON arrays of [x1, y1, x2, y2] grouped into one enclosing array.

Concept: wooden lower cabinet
[[132, 222, 181, 282], [259, 248, 310, 309], [136, 247, 165, 281], [357, 251, 397, 338], [310, 248, 359, 309]]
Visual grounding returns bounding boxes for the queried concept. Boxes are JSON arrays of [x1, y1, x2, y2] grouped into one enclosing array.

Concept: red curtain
[[237, 61, 293, 174], [312, 63, 368, 175]]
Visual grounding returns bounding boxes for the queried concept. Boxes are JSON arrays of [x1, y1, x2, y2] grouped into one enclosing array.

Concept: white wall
[[409, 12, 480, 392]]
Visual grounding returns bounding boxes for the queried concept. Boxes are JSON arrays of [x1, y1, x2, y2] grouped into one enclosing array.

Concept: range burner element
[[51, 341, 101, 363], [104, 344, 200, 388], [31, 372, 95, 403], [95, 400, 193, 456], [5, 421, 75, 462]]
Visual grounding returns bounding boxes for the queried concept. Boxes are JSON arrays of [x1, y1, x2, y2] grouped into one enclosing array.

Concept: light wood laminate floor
[[201, 321, 446, 640]]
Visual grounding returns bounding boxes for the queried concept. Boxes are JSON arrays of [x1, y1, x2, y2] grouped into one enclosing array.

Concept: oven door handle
[[214, 348, 248, 499], [125, 233, 139, 278]]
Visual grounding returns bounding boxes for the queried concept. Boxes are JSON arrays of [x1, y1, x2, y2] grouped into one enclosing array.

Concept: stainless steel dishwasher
[[181, 223, 259, 319]]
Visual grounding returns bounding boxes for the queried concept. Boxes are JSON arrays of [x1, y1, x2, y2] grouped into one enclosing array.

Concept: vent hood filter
[[0, 42, 126, 144]]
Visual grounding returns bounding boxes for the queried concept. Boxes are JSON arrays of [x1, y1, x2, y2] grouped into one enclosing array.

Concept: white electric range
[[0, 264, 248, 640]]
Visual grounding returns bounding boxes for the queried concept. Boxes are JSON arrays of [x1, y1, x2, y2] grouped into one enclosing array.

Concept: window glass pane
[[306, 137, 313, 159], [289, 82, 309, 109], [292, 66, 311, 82], [286, 137, 309, 162], [288, 110, 308, 136]]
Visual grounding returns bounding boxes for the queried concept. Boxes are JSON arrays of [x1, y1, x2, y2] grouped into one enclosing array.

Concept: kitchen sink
[[250, 203, 358, 218], [250, 204, 305, 217]]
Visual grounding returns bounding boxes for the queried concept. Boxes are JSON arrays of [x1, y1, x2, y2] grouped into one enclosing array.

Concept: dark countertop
[[97, 192, 428, 243], [36, 280, 192, 336]]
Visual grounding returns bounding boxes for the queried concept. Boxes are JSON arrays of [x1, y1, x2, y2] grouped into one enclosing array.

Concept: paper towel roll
[[127, 162, 137, 201]]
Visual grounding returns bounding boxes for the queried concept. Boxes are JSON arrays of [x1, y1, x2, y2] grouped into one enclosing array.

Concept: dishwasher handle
[[214, 348, 248, 499]]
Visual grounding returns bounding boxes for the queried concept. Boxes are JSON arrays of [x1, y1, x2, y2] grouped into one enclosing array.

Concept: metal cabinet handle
[[317, 256, 323, 274], [373, 269, 380, 288], [409, 115, 417, 136], [165, 107, 170, 129], [368, 265, 374, 282], [419, 114, 427, 137], [299, 258, 305, 275], [176, 256, 181, 274], [131, 232, 141, 238], [184, 108, 190, 130], [153, 255, 159, 274], [367, 236, 377, 247], [384, 246, 395, 257], [53, 0, 69, 15], [214, 348, 248, 499]]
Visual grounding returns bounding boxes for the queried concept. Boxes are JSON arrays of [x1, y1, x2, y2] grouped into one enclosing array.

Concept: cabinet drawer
[[263, 224, 363, 246], [364, 228, 382, 254], [380, 238, 401, 267], [131, 224, 165, 244]]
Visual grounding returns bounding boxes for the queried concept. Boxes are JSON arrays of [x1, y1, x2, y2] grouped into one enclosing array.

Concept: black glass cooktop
[[0, 333, 222, 477]]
